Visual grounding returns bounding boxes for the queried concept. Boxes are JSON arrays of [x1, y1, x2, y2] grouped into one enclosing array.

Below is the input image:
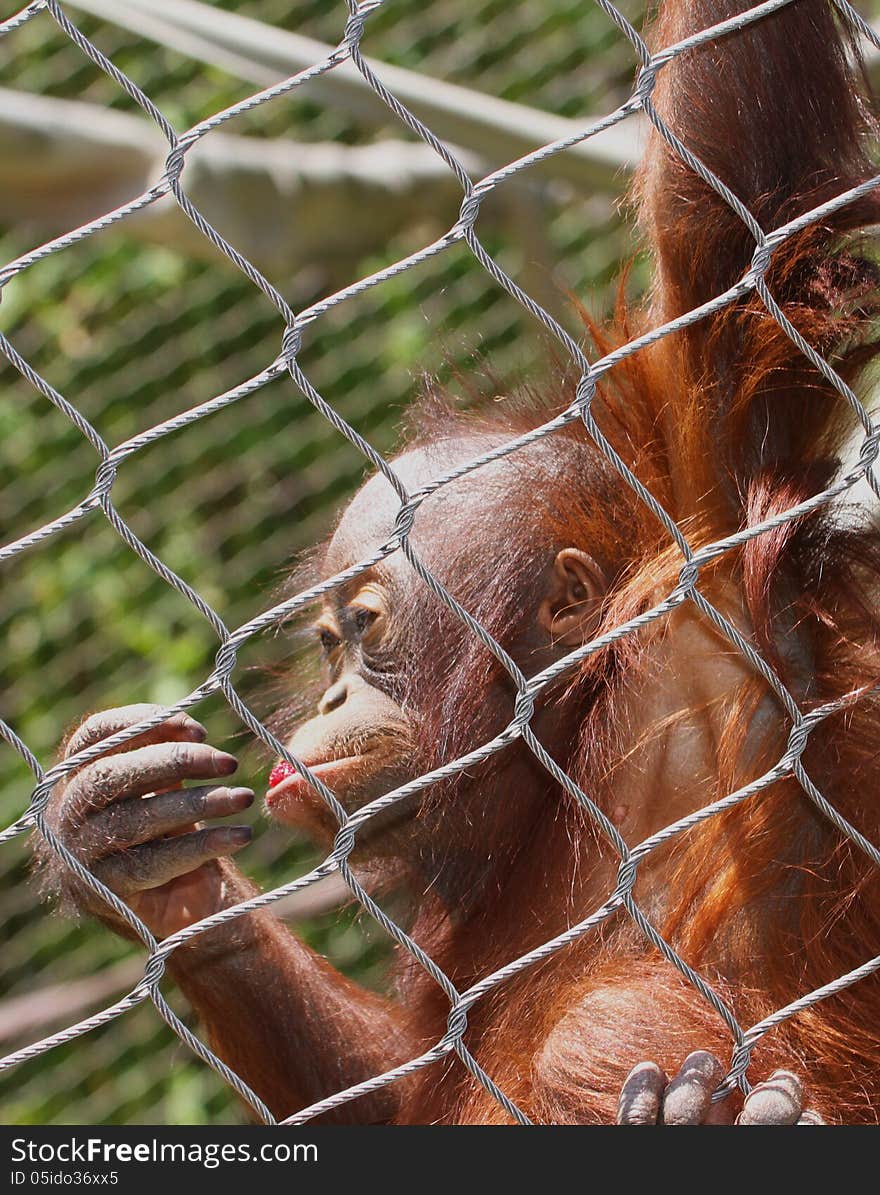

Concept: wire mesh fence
[[2, 0, 880, 1125]]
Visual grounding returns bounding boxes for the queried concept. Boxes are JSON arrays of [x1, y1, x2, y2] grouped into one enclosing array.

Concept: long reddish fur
[[388, 1, 880, 1123]]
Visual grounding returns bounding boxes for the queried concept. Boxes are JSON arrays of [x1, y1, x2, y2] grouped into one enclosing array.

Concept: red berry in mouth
[[268, 760, 295, 790]]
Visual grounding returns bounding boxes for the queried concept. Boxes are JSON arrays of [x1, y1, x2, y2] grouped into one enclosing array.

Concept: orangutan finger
[[65, 705, 206, 759], [64, 742, 239, 818], [617, 1061, 666, 1125], [93, 826, 252, 896], [88, 786, 255, 856], [737, 1070, 803, 1125], [661, 1051, 725, 1125]]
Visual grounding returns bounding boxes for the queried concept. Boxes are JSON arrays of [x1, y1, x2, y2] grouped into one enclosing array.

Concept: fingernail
[[680, 1052, 724, 1083], [227, 826, 253, 847], [226, 786, 254, 810], [211, 750, 239, 775], [181, 715, 207, 741], [204, 787, 254, 816]]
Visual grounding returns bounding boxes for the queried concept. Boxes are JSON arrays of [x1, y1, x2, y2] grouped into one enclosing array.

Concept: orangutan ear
[[538, 549, 607, 647]]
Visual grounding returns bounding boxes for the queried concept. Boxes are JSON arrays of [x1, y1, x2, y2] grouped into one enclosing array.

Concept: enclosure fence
[[2, 0, 880, 1125]]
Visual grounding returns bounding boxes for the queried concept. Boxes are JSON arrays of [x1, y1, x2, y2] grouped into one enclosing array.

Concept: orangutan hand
[[616, 1051, 824, 1125], [37, 705, 255, 939]]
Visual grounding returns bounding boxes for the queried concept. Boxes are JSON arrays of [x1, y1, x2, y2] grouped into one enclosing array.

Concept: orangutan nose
[[318, 680, 349, 715]]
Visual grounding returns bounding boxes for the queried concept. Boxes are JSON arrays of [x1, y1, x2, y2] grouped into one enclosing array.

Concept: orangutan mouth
[[265, 755, 369, 824]]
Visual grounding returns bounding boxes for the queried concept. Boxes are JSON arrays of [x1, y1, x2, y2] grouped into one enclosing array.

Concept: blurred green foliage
[[0, 0, 646, 1123]]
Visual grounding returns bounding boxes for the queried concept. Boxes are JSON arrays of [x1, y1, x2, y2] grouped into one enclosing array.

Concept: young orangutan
[[40, 0, 880, 1123]]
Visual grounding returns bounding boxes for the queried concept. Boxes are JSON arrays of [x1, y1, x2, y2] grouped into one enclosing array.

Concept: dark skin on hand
[[39, 0, 880, 1123]]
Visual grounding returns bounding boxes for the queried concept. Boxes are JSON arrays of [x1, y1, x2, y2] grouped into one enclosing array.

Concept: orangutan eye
[[347, 585, 387, 646], [353, 606, 377, 635], [318, 628, 341, 655]]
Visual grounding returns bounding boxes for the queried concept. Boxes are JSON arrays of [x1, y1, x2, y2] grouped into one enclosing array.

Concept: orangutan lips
[[266, 756, 367, 814]]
